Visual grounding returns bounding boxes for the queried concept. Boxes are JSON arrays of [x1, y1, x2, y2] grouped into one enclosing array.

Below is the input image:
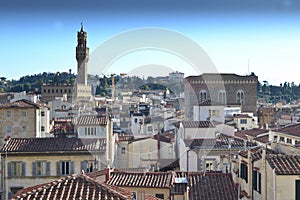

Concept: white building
[[193, 100, 225, 123]]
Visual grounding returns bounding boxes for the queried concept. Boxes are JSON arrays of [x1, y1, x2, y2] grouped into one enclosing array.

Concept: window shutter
[[56, 161, 61, 176], [213, 160, 217, 171], [81, 161, 87, 173], [70, 161, 74, 174], [253, 170, 257, 191], [258, 172, 261, 193], [32, 162, 36, 176], [22, 162, 26, 176], [7, 162, 12, 177], [46, 162, 51, 175]]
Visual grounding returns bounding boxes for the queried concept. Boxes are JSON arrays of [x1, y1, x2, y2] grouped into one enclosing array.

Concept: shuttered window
[[240, 163, 248, 183], [8, 161, 26, 177], [32, 161, 50, 176], [56, 161, 74, 175], [253, 170, 261, 193]]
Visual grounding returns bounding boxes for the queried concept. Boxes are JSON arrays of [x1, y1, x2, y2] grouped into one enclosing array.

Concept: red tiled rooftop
[[0, 100, 46, 109], [188, 173, 237, 200], [11, 174, 132, 200], [75, 115, 107, 126], [239, 146, 278, 162], [236, 128, 268, 137], [198, 99, 224, 106], [275, 123, 300, 137], [106, 171, 173, 188], [1, 137, 106, 153], [185, 134, 256, 150], [267, 154, 300, 175], [233, 114, 252, 118], [182, 121, 215, 128]]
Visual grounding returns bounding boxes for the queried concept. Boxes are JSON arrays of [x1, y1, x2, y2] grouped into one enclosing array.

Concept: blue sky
[[1, 0, 300, 85]]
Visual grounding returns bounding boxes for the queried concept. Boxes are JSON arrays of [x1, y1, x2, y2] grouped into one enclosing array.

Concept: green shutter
[[70, 161, 74, 174], [32, 162, 36, 176], [46, 162, 51, 175], [22, 162, 26, 176], [7, 162, 12, 177], [81, 161, 87, 173], [56, 161, 61, 176]]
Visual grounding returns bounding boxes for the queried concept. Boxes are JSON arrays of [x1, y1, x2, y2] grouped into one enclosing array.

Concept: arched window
[[218, 90, 226, 104], [199, 90, 207, 102], [236, 90, 245, 105]]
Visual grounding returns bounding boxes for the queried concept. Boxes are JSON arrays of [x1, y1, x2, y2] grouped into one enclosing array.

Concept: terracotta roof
[[182, 121, 215, 128], [254, 134, 270, 143], [236, 128, 268, 138], [267, 154, 300, 175], [0, 100, 45, 109], [11, 174, 132, 200], [185, 134, 256, 150], [172, 171, 237, 200], [198, 99, 224, 106], [188, 172, 237, 200], [275, 123, 300, 137], [75, 115, 107, 126], [106, 171, 173, 188], [118, 134, 134, 142], [239, 146, 278, 162], [233, 114, 252, 118], [1, 137, 106, 153]]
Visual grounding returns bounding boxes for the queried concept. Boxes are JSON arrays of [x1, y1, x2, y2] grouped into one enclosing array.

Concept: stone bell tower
[[76, 23, 89, 86]]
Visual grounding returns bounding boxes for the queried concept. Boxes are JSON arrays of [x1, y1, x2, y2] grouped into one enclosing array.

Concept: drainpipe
[[273, 168, 276, 200]]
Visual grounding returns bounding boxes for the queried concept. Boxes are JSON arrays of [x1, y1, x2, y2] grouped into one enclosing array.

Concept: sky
[[1, 0, 300, 85]]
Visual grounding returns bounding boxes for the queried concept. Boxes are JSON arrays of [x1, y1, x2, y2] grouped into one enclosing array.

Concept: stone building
[[41, 24, 91, 103], [0, 100, 50, 146], [184, 73, 258, 119]]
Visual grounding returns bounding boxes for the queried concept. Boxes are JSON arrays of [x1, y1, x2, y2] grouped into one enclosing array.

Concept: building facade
[[184, 73, 258, 119], [0, 100, 50, 146]]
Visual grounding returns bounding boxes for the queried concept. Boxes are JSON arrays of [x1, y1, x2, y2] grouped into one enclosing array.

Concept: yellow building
[[0, 137, 106, 199]]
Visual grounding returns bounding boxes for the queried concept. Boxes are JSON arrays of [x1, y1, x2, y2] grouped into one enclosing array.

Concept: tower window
[[199, 90, 207, 102]]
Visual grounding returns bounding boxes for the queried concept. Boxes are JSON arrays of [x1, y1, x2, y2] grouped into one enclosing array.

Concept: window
[[155, 194, 164, 199], [22, 110, 27, 118], [33, 161, 50, 176], [218, 90, 226, 104], [253, 170, 261, 193], [280, 137, 285, 142], [209, 109, 219, 118], [41, 111, 45, 116], [57, 161, 74, 175], [273, 135, 278, 142], [41, 126, 45, 132], [132, 192, 137, 200], [240, 119, 247, 124], [296, 180, 300, 200], [121, 147, 126, 154], [240, 163, 248, 183], [7, 110, 12, 118], [287, 138, 292, 144], [8, 161, 25, 177], [205, 160, 214, 171], [43, 89, 46, 93], [236, 90, 245, 105], [81, 160, 97, 173], [6, 126, 12, 135], [199, 90, 207, 101], [22, 126, 26, 133]]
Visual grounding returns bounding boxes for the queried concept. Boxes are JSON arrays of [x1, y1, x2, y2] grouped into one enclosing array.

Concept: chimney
[[105, 168, 111, 182]]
